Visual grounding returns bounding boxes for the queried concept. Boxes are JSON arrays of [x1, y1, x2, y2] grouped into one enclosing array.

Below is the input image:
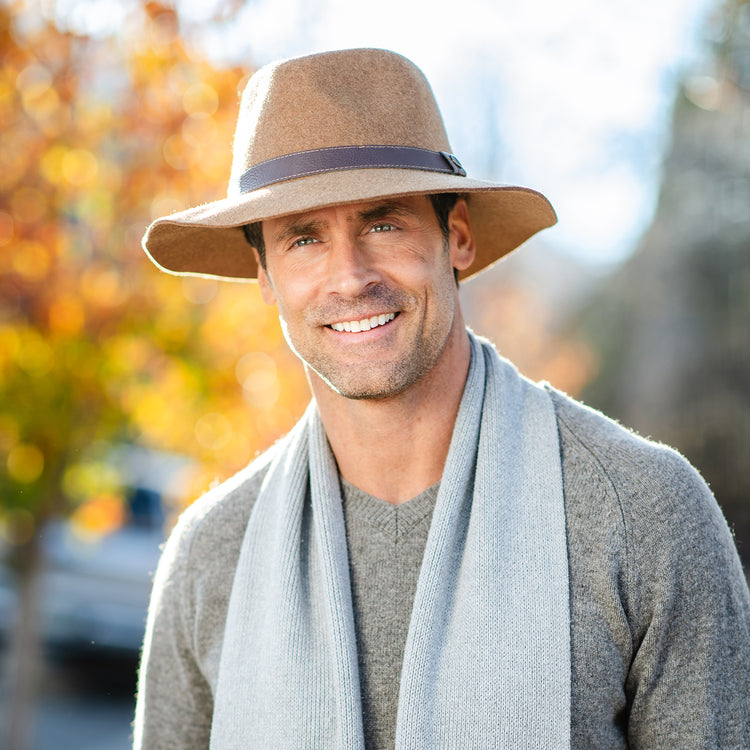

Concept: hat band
[[238, 145, 466, 193]]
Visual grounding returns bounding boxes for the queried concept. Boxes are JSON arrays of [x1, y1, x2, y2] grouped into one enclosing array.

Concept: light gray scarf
[[210, 332, 570, 749]]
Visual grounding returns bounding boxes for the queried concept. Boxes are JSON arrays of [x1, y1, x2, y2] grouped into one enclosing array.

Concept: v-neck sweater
[[340, 479, 439, 749]]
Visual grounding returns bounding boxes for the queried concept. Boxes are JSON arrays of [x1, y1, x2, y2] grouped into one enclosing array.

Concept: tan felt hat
[[142, 48, 557, 282]]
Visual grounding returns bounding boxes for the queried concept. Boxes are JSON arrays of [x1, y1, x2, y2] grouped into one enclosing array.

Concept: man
[[134, 48, 750, 749]]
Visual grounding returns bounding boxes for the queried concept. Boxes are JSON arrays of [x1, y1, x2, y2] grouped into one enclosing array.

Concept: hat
[[142, 48, 557, 282]]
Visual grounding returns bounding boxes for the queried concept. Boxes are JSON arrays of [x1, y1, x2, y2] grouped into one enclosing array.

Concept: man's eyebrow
[[272, 218, 327, 245], [271, 200, 416, 244]]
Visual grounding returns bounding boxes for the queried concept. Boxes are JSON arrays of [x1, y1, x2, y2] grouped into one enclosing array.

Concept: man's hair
[[242, 221, 266, 267], [243, 193, 461, 282]]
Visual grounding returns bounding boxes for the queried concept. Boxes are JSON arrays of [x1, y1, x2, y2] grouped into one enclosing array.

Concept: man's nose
[[325, 236, 380, 298]]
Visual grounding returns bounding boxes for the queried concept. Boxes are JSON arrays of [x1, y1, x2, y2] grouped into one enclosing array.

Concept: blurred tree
[[461, 243, 599, 399], [577, 0, 750, 569], [0, 2, 309, 747]]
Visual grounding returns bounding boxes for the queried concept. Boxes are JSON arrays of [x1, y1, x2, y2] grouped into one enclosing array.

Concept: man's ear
[[253, 248, 276, 306], [448, 198, 476, 272]]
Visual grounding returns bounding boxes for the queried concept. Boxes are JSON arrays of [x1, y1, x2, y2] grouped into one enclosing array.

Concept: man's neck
[[309, 321, 472, 505]]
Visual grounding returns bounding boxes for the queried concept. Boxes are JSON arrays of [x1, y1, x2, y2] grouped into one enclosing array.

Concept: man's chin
[[311, 365, 417, 402]]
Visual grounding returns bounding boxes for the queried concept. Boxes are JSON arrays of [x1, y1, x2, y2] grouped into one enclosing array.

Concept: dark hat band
[[238, 145, 466, 193]]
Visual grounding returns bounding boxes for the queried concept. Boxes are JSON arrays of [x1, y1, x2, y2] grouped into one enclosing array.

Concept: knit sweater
[[133, 388, 750, 749]]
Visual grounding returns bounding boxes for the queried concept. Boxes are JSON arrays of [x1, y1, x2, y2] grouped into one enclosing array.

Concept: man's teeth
[[330, 313, 396, 333]]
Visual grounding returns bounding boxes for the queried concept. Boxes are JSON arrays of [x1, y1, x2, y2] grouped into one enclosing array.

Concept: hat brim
[[142, 168, 557, 282]]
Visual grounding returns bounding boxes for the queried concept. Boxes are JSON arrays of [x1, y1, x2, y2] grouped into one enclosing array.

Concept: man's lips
[[328, 312, 397, 333]]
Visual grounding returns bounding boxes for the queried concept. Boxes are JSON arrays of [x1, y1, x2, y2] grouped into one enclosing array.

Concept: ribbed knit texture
[[208, 333, 569, 749]]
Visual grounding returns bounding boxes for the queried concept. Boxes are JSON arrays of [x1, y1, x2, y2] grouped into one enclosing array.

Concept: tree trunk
[[2, 531, 44, 750]]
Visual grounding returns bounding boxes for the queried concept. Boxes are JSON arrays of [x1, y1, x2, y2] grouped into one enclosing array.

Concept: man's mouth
[[328, 312, 397, 333]]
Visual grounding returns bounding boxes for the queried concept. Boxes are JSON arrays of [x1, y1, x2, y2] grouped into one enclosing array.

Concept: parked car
[[0, 446, 192, 656]]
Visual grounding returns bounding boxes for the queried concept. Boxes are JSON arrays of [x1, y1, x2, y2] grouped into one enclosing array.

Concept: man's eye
[[370, 223, 395, 233], [292, 237, 318, 247]]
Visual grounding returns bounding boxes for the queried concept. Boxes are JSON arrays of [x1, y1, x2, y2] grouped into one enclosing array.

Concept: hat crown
[[228, 48, 452, 197]]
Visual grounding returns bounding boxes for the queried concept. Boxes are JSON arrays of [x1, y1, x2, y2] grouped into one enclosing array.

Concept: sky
[[54, 0, 718, 268]]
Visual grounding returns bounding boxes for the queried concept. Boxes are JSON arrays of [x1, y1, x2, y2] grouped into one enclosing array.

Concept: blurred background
[[0, 0, 748, 747]]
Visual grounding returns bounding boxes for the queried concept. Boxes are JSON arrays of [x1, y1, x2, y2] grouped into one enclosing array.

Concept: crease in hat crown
[[228, 48, 453, 196], [142, 47, 557, 282]]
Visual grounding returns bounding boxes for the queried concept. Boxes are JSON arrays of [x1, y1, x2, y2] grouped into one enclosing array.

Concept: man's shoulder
[[165, 442, 278, 569], [547, 387, 722, 541], [547, 387, 749, 629], [549, 386, 672, 458]]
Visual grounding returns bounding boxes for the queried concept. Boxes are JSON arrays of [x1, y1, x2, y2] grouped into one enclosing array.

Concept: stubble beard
[[307, 319, 454, 400], [280, 281, 457, 401]]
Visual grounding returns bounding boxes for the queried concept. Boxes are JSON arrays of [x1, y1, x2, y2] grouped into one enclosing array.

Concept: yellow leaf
[[7, 443, 45, 484]]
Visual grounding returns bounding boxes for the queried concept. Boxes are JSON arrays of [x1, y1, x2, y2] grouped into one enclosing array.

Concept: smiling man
[[135, 49, 750, 749], [254, 195, 474, 505], [257, 196, 470, 404]]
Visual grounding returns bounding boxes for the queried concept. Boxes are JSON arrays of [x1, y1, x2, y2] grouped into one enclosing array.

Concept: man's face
[[256, 195, 475, 400]]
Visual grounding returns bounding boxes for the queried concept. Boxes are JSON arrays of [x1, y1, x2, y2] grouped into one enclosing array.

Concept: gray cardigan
[[133, 389, 750, 749]]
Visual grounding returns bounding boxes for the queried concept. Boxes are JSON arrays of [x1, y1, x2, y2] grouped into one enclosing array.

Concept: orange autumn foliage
[[0, 2, 309, 534]]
